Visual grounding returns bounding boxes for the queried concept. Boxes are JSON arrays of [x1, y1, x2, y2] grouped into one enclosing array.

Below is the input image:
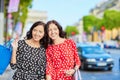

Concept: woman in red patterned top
[[45, 20, 81, 80]]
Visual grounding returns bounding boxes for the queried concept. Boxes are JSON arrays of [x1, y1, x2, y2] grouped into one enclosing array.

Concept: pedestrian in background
[[10, 21, 47, 80], [45, 20, 81, 80]]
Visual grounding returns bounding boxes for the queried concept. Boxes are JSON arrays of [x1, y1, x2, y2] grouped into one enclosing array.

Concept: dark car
[[76, 42, 114, 71]]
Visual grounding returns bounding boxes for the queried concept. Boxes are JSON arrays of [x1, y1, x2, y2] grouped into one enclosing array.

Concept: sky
[[31, 0, 102, 29]]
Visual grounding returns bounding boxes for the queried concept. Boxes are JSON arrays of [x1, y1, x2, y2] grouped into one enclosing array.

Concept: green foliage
[[103, 10, 120, 30], [65, 26, 79, 37], [83, 10, 120, 33], [83, 15, 101, 33]]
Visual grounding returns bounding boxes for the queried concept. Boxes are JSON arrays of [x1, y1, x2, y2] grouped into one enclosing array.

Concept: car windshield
[[82, 46, 104, 54]]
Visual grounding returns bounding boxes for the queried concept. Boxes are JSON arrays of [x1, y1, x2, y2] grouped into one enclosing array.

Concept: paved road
[[81, 70, 120, 80]]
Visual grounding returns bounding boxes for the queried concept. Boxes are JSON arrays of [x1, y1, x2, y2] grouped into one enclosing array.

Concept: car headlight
[[86, 59, 96, 62], [106, 58, 113, 62]]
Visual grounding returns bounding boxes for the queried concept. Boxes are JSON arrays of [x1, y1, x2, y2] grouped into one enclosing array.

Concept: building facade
[[90, 0, 120, 18]]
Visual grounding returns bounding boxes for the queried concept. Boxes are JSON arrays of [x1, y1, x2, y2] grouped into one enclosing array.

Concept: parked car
[[76, 42, 114, 70], [103, 40, 119, 49]]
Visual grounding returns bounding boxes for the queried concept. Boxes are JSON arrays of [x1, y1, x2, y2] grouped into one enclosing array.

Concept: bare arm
[[11, 50, 17, 64], [10, 39, 18, 64]]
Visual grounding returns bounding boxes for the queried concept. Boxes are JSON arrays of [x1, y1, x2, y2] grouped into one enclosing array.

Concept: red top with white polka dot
[[46, 39, 81, 80]]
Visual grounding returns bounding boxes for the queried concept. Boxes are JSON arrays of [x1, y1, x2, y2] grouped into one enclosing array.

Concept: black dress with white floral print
[[10, 40, 46, 80]]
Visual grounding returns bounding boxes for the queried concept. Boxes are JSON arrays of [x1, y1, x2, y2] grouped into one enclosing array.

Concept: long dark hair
[[45, 20, 66, 47], [25, 21, 47, 48]]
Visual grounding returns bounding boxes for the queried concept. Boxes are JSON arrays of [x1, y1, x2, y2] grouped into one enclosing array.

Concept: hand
[[46, 75, 51, 80], [65, 69, 75, 76]]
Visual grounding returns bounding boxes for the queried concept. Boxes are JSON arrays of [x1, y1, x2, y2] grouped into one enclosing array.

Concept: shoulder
[[18, 39, 24, 43], [66, 39, 76, 47], [66, 39, 75, 43], [17, 39, 25, 46], [46, 45, 54, 52], [46, 45, 52, 50]]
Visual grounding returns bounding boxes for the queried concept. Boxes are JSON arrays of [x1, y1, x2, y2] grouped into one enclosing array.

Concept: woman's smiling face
[[48, 23, 59, 40], [32, 25, 44, 41]]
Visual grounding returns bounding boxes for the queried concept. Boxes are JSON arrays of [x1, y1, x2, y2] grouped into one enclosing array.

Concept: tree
[[83, 15, 101, 33], [103, 10, 120, 30], [82, 10, 120, 41], [65, 26, 79, 37]]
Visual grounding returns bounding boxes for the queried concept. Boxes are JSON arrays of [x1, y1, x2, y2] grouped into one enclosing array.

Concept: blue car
[[76, 42, 114, 71]]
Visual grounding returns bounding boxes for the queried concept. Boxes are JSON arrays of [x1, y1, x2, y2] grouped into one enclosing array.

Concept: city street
[[0, 49, 120, 80], [81, 49, 120, 80], [1, 0, 120, 80]]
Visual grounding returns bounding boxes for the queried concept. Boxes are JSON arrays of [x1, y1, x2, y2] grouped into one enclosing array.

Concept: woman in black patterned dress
[[10, 21, 47, 80]]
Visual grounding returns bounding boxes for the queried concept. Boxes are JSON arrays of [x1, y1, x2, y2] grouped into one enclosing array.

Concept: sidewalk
[[0, 65, 15, 80]]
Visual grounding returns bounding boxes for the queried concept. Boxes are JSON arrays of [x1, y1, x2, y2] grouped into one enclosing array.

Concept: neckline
[[52, 39, 67, 46], [24, 40, 41, 49]]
